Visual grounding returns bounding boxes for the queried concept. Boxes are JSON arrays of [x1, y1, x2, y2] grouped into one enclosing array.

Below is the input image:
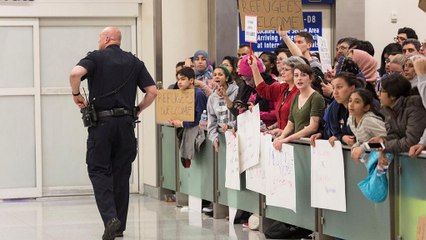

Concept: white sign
[[245, 15, 258, 43], [237, 104, 261, 173], [265, 144, 296, 212], [246, 133, 270, 195], [225, 131, 241, 190], [311, 140, 347, 212], [317, 35, 332, 72]]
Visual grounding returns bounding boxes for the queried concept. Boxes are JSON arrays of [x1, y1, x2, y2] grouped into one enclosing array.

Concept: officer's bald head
[[98, 26, 122, 49]]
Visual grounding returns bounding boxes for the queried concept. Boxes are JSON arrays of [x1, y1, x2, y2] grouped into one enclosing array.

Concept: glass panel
[[40, 26, 132, 88], [217, 133, 260, 214], [0, 96, 36, 188], [0, 26, 34, 88], [265, 143, 316, 231], [179, 139, 214, 202], [161, 125, 177, 191], [41, 95, 90, 187], [398, 155, 426, 240], [322, 149, 391, 239]]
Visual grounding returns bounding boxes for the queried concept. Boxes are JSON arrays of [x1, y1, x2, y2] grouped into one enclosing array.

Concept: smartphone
[[364, 142, 385, 150], [233, 100, 248, 109]]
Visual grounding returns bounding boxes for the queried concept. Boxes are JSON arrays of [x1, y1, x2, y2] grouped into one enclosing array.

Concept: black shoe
[[102, 218, 121, 240], [115, 231, 124, 238]]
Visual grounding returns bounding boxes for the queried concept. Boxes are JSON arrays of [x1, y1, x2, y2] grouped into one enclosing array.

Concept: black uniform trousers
[[86, 115, 137, 232]]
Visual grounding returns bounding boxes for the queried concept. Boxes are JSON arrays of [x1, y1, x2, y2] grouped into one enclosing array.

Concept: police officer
[[69, 26, 157, 240]]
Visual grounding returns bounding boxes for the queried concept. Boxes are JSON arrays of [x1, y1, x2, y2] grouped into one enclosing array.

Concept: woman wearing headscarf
[[193, 50, 216, 90]]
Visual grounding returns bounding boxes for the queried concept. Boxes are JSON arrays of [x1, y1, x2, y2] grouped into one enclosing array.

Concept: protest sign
[[237, 104, 261, 173], [156, 89, 194, 123], [246, 133, 270, 195], [239, 0, 304, 31], [245, 15, 258, 43], [311, 140, 347, 212], [225, 131, 241, 190], [265, 144, 296, 212]]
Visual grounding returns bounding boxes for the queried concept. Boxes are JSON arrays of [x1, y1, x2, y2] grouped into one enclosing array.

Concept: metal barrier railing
[[159, 125, 426, 239]]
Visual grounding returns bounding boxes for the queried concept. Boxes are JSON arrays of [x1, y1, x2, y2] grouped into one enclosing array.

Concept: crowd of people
[[164, 26, 426, 238], [169, 26, 426, 172]]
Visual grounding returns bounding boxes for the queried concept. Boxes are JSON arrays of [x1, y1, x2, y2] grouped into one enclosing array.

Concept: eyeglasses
[[394, 36, 407, 42], [336, 45, 348, 51]]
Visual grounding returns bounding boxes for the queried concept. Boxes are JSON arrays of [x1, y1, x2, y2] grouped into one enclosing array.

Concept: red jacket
[[256, 81, 299, 129]]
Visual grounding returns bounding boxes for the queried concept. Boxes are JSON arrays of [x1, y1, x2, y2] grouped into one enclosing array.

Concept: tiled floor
[[0, 195, 268, 240]]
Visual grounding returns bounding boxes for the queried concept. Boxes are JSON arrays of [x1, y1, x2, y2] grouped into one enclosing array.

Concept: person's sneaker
[[102, 218, 121, 240], [115, 231, 124, 238], [248, 214, 259, 230], [202, 207, 213, 213]]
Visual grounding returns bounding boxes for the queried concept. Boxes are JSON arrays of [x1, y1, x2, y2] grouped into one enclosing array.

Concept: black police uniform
[[77, 44, 155, 232]]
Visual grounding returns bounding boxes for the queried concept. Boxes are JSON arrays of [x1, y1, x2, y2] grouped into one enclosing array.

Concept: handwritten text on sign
[[239, 0, 304, 31], [265, 143, 296, 212], [225, 131, 241, 190], [156, 89, 195, 123], [311, 140, 347, 212]]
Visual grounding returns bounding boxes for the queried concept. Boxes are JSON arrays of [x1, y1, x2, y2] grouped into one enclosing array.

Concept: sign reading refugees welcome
[[239, 11, 322, 52], [156, 89, 195, 123], [238, 0, 304, 31]]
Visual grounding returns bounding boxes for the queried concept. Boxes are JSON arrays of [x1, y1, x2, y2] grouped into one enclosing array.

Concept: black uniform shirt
[[77, 44, 155, 111]]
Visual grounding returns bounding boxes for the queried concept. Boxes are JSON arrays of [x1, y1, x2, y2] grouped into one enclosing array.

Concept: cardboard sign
[[156, 89, 194, 123], [418, 216, 426, 240], [245, 15, 258, 43], [420, 0, 426, 12], [239, 0, 304, 31]]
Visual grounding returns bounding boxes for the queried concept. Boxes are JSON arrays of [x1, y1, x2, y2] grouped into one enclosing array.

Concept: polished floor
[[0, 194, 270, 240]]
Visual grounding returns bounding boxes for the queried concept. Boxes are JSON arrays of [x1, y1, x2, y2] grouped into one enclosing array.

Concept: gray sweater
[[207, 82, 239, 142], [347, 111, 387, 151]]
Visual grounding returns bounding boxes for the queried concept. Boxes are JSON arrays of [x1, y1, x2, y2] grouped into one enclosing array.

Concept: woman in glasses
[[251, 56, 306, 136], [370, 73, 426, 170]]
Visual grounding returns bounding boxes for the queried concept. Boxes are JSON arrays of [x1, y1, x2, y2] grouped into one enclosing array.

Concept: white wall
[[139, 0, 157, 188], [139, 0, 208, 189], [162, 0, 208, 89], [365, 0, 426, 63]]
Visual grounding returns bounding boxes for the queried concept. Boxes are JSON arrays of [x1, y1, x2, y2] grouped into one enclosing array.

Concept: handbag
[[357, 150, 389, 203]]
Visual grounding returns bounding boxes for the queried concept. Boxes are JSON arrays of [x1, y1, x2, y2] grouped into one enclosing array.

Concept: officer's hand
[[73, 95, 87, 109]]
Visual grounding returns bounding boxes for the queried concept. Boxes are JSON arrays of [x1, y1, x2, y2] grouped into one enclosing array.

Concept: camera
[[81, 104, 98, 127]]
